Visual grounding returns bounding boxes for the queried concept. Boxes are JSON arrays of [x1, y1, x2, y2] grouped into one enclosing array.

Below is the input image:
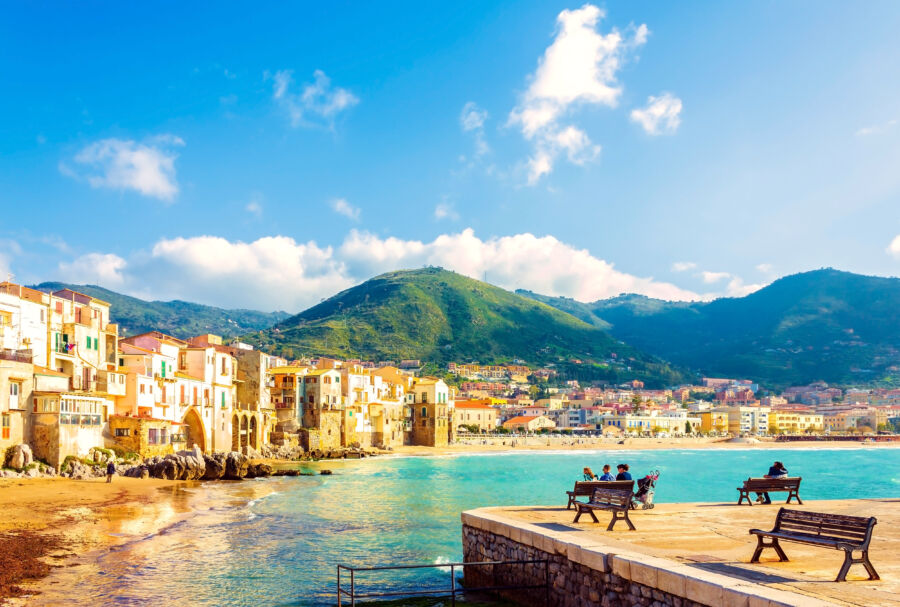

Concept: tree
[[685, 420, 693, 434]]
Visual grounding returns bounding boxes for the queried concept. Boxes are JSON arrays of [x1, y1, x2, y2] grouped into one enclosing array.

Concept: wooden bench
[[749, 508, 879, 582], [572, 488, 635, 531], [566, 480, 634, 509], [736, 477, 802, 505]]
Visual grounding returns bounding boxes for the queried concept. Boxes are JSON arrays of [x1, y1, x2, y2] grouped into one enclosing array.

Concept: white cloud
[[434, 202, 459, 221], [337, 229, 700, 304], [509, 5, 645, 184], [331, 198, 360, 221], [856, 119, 897, 137], [671, 261, 696, 272], [270, 69, 358, 128], [630, 93, 682, 135], [58, 253, 127, 287], [75, 229, 709, 310], [245, 201, 263, 217], [64, 135, 184, 201], [723, 277, 765, 298], [887, 234, 900, 259], [701, 271, 730, 284], [756, 263, 773, 274]]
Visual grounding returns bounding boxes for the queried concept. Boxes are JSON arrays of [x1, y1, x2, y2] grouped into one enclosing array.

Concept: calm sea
[[35, 448, 900, 606]]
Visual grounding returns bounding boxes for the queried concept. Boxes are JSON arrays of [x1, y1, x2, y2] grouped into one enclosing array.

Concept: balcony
[[0, 349, 32, 364]]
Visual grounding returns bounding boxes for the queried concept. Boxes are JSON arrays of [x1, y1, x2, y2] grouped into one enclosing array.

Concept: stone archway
[[240, 416, 249, 448], [231, 415, 240, 451], [249, 416, 258, 449], [182, 408, 206, 453]]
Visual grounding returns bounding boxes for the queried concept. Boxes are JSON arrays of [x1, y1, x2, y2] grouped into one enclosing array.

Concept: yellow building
[[768, 411, 824, 434], [0, 357, 32, 453], [454, 401, 499, 432], [698, 410, 729, 434]]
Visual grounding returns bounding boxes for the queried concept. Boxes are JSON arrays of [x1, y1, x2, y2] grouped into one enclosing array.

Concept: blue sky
[[2, 1, 900, 311]]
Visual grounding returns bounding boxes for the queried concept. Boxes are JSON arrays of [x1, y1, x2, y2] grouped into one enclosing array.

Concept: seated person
[[615, 463, 632, 481], [756, 461, 788, 504], [598, 465, 615, 481], [583, 467, 598, 480]]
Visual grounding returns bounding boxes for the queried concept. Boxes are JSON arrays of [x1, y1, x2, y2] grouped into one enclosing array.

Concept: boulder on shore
[[5, 444, 33, 470], [224, 452, 249, 480], [202, 453, 227, 480]]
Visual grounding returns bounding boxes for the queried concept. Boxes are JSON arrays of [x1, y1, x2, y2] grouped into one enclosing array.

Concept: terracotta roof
[[504, 415, 541, 424], [33, 366, 68, 377], [455, 402, 496, 410]]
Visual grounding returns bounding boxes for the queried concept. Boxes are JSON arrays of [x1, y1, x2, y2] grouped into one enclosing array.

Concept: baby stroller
[[631, 470, 660, 510]]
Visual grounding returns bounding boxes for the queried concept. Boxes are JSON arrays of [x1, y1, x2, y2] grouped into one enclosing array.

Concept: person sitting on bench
[[583, 467, 598, 480], [616, 464, 632, 481], [757, 461, 788, 504], [598, 465, 615, 481]]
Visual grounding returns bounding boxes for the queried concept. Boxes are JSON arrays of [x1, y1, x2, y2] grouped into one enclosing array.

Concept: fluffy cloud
[[756, 263, 773, 274], [887, 235, 900, 258], [630, 93, 682, 135], [64, 135, 184, 201], [508, 5, 645, 183], [723, 277, 765, 298], [331, 198, 360, 221], [671, 261, 696, 272], [701, 271, 730, 284], [70, 229, 708, 310], [271, 69, 358, 128], [58, 253, 127, 287]]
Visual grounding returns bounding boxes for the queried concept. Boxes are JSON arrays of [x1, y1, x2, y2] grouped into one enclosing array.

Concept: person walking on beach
[[598, 465, 615, 481], [106, 460, 116, 483], [756, 461, 787, 504], [616, 464, 632, 481]]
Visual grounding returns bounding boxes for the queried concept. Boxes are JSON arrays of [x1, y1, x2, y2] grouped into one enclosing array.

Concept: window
[[9, 382, 20, 410], [221, 391, 226, 408], [140, 384, 146, 395], [55, 301, 63, 314], [115, 427, 130, 437], [148, 428, 159, 444], [1, 414, 9, 439], [421, 406, 427, 418]]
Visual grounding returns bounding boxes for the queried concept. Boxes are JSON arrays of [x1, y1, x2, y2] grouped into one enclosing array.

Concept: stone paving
[[465, 498, 900, 606]]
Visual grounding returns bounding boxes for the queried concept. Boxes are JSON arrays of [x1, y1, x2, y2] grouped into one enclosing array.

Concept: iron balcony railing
[[336, 559, 549, 607]]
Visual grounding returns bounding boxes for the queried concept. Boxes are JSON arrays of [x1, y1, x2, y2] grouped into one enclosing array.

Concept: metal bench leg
[[786, 490, 802, 505], [566, 496, 573, 510], [623, 510, 636, 531], [836, 550, 854, 582], [862, 551, 880, 581], [751, 536, 788, 563], [574, 507, 599, 524], [737, 490, 751, 506]]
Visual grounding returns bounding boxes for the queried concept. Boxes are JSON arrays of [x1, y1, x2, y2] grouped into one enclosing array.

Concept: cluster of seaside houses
[[3, 281, 898, 470], [449, 366, 900, 437], [0, 282, 460, 469]]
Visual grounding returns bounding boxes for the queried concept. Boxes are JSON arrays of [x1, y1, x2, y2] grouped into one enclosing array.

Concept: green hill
[[247, 268, 688, 387], [33, 282, 289, 340], [524, 269, 900, 388]]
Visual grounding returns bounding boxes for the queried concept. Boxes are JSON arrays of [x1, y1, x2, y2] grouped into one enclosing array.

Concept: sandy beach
[[389, 436, 900, 457], [0, 477, 190, 603]]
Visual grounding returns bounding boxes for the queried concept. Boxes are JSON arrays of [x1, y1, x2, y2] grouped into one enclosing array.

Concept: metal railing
[[337, 559, 549, 606]]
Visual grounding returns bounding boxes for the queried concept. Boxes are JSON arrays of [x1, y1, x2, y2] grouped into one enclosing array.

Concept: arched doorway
[[240, 416, 249, 448], [182, 408, 206, 453], [231, 415, 240, 451], [249, 416, 258, 449]]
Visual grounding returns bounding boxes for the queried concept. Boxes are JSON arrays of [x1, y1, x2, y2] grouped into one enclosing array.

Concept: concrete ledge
[[463, 507, 842, 607]]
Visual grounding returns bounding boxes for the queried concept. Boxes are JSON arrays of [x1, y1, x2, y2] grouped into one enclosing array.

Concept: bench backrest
[[742, 477, 801, 491], [572, 480, 634, 496], [589, 487, 633, 509], [774, 508, 876, 546]]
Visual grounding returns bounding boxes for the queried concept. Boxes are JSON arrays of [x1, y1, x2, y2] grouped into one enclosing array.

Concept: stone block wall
[[464, 525, 708, 607], [461, 510, 829, 607]]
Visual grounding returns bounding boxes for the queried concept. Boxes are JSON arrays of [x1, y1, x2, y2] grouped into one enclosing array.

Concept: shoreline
[[0, 477, 193, 604], [4, 439, 897, 603]]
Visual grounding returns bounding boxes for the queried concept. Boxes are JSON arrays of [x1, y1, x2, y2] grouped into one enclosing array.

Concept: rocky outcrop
[[224, 452, 249, 480], [241, 445, 263, 459], [245, 462, 274, 478], [4, 444, 33, 470], [260, 443, 305, 460], [202, 453, 227, 480]]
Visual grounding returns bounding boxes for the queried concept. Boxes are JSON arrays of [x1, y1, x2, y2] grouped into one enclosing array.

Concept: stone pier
[[462, 499, 900, 607]]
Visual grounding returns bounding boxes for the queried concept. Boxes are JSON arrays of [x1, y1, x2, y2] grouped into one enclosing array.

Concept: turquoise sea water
[[36, 448, 900, 606]]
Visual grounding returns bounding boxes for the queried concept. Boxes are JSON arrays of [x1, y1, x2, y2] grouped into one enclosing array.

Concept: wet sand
[[0, 477, 190, 603]]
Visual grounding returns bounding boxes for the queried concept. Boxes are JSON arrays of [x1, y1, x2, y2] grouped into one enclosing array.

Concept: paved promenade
[[464, 498, 899, 606]]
